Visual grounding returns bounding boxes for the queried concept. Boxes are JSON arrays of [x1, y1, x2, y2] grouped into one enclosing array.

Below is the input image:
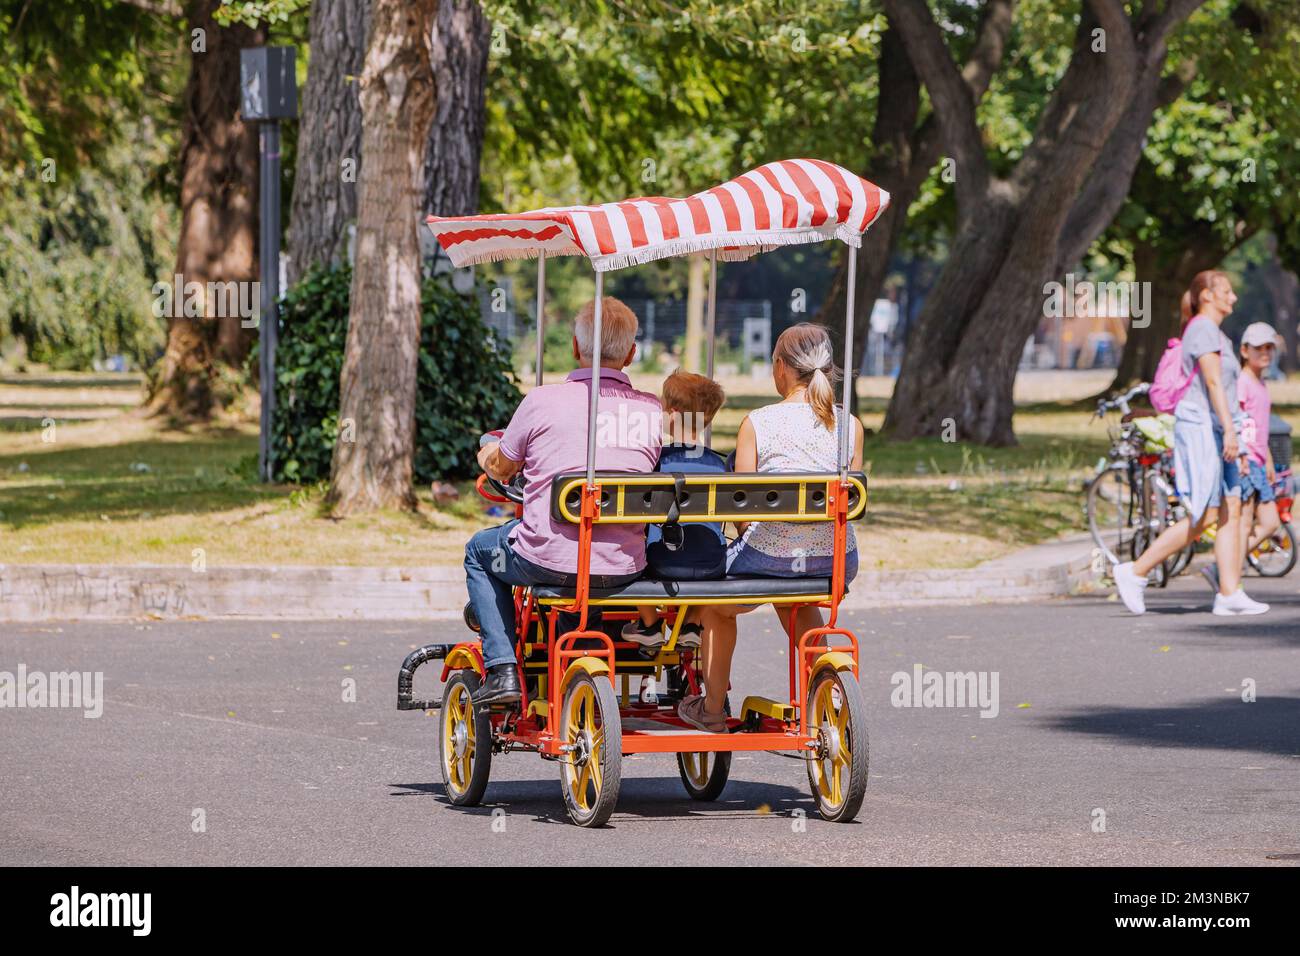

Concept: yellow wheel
[[439, 670, 492, 806], [558, 669, 622, 827], [677, 750, 731, 801], [805, 668, 868, 823], [677, 695, 731, 801]]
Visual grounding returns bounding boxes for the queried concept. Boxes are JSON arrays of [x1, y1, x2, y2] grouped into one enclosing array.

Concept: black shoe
[[471, 664, 521, 705]]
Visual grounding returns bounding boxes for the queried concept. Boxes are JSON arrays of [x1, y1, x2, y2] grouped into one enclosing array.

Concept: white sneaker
[[1113, 561, 1148, 615], [1212, 589, 1270, 616]]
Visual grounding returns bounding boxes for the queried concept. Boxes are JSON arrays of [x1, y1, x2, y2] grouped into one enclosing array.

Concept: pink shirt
[[498, 368, 661, 575], [1237, 370, 1271, 466]]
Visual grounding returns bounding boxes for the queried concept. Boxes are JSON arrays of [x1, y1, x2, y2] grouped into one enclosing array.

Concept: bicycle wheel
[[1165, 499, 1194, 577], [1168, 543, 1195, 578], [1142, 470, 1173, 587], [1247, 522, 1297, 577], [1086, 467, 1135, 565]]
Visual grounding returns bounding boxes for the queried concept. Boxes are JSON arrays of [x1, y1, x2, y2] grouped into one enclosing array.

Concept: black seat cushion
[[532, 576, 836, 601]]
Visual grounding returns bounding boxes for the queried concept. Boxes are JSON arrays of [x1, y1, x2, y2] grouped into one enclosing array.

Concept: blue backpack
[[645, 444, 728, 580]]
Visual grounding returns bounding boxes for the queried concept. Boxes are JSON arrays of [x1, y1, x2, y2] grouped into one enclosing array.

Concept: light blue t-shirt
[[1177, 316, 1243, 433]]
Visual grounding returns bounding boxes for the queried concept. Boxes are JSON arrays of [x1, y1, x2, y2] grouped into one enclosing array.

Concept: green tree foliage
[[0, 0, 176, 175], [0, 129, 176, 369], [0, 0, 181, 370], [273, 264, 522, 483]]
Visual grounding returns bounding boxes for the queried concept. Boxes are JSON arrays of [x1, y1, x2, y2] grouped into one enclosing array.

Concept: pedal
[[740, 696, 796, 723]]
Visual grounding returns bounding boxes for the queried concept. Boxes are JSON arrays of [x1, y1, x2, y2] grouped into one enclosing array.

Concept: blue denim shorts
[[725, 541, 859, 584], [1242, 461, 1276, 503], [1217, 430, 1242, 500]]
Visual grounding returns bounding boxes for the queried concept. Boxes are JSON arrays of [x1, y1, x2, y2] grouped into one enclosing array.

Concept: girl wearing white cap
[[1235, 323, 1283, 566]]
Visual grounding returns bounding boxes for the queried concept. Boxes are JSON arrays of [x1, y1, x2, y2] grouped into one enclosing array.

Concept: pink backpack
[[1149, 336, 1197, 413]]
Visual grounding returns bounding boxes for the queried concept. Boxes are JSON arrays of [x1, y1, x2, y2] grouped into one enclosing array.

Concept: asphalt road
[[3, 574, 1298, 866]]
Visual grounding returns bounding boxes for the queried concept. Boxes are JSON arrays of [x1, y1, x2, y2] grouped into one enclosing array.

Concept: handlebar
[[1094, 382, 1151, 418], [475, 473, 513, 504], [476, 471, 526, 505]]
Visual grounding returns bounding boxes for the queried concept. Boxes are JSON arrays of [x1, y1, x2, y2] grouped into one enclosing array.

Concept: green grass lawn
[[3, 370, 1294, 571]]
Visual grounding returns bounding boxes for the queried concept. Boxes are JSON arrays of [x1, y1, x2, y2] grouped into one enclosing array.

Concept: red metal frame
[[457, 476, 859, 757]]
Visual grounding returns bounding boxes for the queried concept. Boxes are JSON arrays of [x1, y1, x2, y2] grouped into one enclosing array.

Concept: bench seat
[[533, 575, 838, 605]]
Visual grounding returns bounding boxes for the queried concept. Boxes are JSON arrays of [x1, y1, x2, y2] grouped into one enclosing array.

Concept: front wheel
[[439, 670, 492, 806], [1142, 471, 1172, 587], [558, 669, 623, 827], [1086, 467, 1134, 566], [1247, 523, 1297, 577], [806, 668, 869, 823]]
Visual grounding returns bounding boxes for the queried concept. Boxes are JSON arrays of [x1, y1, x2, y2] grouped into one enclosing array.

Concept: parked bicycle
[[1084, 383, 1182, 586]]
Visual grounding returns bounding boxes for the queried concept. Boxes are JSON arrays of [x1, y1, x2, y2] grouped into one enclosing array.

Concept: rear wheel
[[677, 751, 732, 801], [558, 669, 622, 827], [677, 696, 732, 801], [806, 668, 869, 823], [439, 670, 492, 806], [1247, 523, 1297, 577]]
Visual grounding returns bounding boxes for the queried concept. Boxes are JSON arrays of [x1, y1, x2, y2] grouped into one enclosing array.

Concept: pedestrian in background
[[1113, 273, 1268, 616]]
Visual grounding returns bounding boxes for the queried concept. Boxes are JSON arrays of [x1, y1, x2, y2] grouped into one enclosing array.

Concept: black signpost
[[239, 46, 298, 483]]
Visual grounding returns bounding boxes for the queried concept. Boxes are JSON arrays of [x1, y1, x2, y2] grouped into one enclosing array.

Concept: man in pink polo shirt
[[467, 296, 662, 703]]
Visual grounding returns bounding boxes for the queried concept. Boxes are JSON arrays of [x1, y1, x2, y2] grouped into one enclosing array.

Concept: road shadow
[[389, 776, 823, 826], [1046, 694, 1300, 758]]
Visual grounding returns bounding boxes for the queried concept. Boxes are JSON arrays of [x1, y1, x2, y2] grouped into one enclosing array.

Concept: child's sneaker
[[674, 622, 702, 649], [1200, 563, 1220, 594], [621, 619, 664, 648]]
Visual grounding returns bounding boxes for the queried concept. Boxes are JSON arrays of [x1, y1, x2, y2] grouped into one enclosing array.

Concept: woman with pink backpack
[[1112, 271, 1269, 616]]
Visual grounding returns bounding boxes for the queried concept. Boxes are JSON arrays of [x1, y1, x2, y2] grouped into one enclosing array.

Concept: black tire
[[1086, 468, 1135, 566], [805, 668, 869, 823], [1247, 522, 1298, 578], [1168, 543, 1195, 578], [676, 696, 732, 801], [1144, 472, 1172, 587], [438, 670, 492, 806], [558, 670, 623, 827]]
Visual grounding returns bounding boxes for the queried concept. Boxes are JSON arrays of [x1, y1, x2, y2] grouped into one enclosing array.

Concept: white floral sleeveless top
[[735, 402, 857, 560]]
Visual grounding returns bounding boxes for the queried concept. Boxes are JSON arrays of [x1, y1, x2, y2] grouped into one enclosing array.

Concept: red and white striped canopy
[[426, 159, 890, 273]]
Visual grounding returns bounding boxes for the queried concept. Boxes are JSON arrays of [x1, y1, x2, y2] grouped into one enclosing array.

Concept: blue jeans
[[1243, 461, 1276, 503], [463, 521, 640, 668]]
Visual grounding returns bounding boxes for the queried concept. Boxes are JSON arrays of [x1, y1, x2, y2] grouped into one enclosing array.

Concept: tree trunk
[[882, 0, 1204, 445], [423, 0, 489, 217], [814, 3, 1012, 413], [327, 0, 437, 514], [286, 0, 371, 286], [149, 0, 264, 420], [1258, 240, 1300, 374], [814, 24, 925, 413], [1110, 235, 1223, 388]]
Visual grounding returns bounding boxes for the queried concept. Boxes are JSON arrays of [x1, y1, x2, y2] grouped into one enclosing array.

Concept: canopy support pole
[[705, 251, 718, 378], [704, 250, 718, 445], [534, 252, 546, 387], [839, 244, 858, 480], [586, 272, 604, 488]]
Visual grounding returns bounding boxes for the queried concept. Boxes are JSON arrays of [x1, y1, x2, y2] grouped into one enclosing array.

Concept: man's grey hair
[[574, 296, 640, 363]]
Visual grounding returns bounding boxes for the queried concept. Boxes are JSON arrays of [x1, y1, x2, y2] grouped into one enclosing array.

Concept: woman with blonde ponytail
[[678, 323, 866, 733]]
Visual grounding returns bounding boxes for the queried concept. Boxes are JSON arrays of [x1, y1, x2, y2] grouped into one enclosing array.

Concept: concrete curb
[[0, 536, 1101, 621]]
